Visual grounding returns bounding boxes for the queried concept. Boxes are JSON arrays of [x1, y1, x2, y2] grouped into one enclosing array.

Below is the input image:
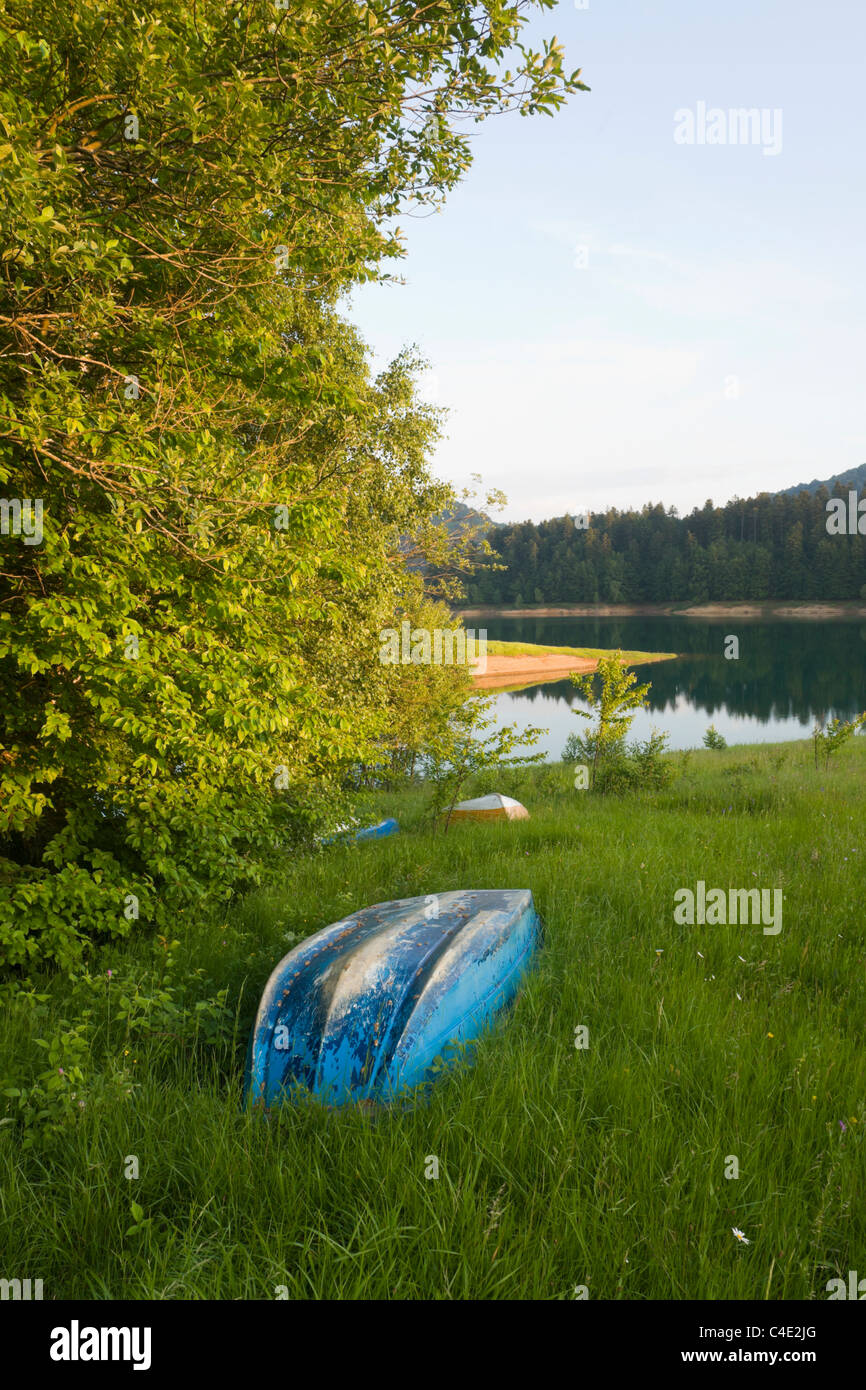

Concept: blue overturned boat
[[321, 817, 399, 846], [244, 889, 541, 1109], [352, 817, 398, 842]]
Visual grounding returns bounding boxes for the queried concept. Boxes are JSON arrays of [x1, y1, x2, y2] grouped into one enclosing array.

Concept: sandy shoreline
[[471, 651, 672, 691], [458, 602, 866, 621], [472, 653, 597, 691]]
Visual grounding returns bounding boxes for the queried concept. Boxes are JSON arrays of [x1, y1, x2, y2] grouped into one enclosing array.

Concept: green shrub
[[561, 729, 626, 764], [592, 732, 673, 794], [703, 725, 727, 750], [812, 713, 866, 770]]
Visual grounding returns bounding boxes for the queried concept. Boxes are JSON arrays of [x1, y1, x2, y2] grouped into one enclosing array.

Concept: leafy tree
[[0, 0, 586, 970], [370, 595, 475, 787], [811, 713, 866, 771], [569, 651, 652, 790], [703, 725, 727, 750]]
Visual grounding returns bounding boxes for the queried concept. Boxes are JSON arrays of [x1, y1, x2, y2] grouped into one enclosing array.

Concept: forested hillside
[[465, 484, 866, 605], [777, 461, 866, 499]]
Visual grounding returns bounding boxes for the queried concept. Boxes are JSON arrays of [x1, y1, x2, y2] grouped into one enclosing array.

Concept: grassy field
[[485, 639, 677, 665], [1, 738, 863, 1300]]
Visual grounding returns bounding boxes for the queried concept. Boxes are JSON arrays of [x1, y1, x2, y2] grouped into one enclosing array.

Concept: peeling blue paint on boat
[[243, 889, 542, 1108]]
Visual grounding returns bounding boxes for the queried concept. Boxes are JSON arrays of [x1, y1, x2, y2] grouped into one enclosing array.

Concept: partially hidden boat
[[244, 889, 541, 1108], [447, 793, 529, 824], [353, 817, 399, 841], [321, 817, 399, 846]]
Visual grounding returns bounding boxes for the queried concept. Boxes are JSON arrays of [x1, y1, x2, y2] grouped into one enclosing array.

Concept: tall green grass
[[1, 739, 863, 1299]]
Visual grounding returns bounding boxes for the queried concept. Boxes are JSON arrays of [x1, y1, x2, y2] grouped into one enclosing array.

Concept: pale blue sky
[[348, 0, 866, 524]]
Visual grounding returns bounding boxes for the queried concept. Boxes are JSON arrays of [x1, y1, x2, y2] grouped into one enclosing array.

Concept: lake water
[[477, 616, 866, 762]]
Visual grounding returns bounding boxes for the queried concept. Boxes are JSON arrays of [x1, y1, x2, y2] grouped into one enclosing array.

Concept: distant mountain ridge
[[775, 463, 866, 499], [435, 500, 499, 535], [444, 468, 866, 537]]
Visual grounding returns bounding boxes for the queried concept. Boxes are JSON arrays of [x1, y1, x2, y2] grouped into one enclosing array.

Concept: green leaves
[[1, 0, 582, 973], [570, 653, 654, 791], [811, 712, 866, 770], [125, 1201, 153, 1237]]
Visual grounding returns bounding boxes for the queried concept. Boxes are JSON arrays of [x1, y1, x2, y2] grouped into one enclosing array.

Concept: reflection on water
[[483, 616, 866, 760]]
